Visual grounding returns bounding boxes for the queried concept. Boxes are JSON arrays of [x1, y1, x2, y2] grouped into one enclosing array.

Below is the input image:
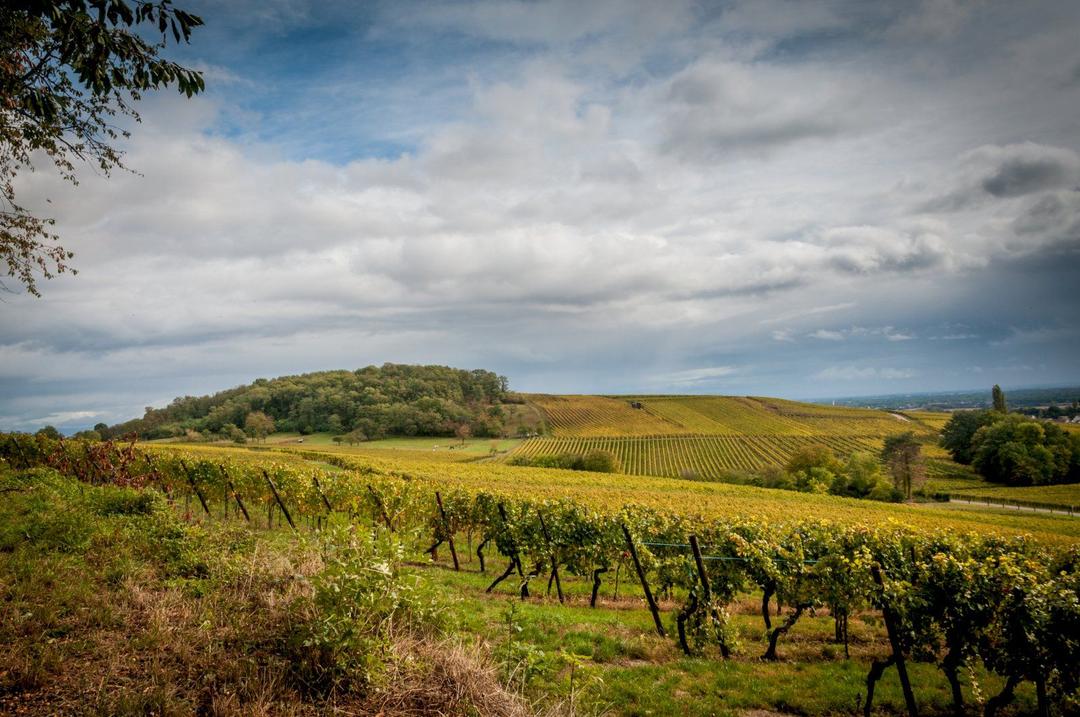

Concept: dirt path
[[938, 497, 1077, 517]]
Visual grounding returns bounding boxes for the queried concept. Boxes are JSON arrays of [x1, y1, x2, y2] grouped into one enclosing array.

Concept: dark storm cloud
[[983, 156, 1075, 198]]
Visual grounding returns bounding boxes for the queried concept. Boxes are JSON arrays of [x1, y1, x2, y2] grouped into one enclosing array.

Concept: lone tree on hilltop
[[992, 384, 1008, 413], [1, 0, 205, 295]]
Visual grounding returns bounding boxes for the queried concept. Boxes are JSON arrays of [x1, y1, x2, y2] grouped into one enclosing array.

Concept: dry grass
[[0, 471, 538, 717], [371, 638, 530, 717]]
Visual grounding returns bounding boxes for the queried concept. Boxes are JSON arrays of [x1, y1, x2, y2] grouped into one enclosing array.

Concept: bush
[[91, 487, 156, 516], [292, 526, 445, 695], [580, 449, 621, 473], [508, 450, 621, 473]]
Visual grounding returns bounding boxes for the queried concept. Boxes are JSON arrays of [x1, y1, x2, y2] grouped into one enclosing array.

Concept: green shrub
[[291, 526, 445, 695]]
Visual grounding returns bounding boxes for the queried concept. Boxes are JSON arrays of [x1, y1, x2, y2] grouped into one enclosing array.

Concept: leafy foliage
[[0, 0, 204, 295], [102, 363, 509, 441], [940, 409, 999, 464], [971, 414, 1080, 486]]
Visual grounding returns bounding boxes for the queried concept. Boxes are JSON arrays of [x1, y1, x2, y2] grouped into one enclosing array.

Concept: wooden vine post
[[689, 534, 729, 657], [219, 465, 250, 522], [218, 465, 251, 522], [435, 492, 460, 571], [312, 474, 333, 513], [179, 460, 211, 516], [366, 485, 393, 531], [498, 501, 529, 596], [538, 512, 564, 603], [621, 523, 666, 637], [262, 469, 296, 531], [870, 564, 918, 717]]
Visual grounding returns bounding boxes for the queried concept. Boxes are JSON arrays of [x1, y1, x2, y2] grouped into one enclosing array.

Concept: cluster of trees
[[100, 364, 510, 442], [941, 403, 1080, 486], [708, 436, 925, 503], [507, 450, 622, 473]]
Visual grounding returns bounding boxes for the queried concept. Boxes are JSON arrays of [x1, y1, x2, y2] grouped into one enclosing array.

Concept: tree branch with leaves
[[0, 0, 204, 295]]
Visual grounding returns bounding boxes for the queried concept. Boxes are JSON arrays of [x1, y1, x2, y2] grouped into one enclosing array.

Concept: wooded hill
[[102, 364, 509, 441]]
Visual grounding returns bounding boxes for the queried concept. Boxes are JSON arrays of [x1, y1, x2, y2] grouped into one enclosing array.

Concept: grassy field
[[184, 432, 522, 461], [947, 482, 1080, 508]]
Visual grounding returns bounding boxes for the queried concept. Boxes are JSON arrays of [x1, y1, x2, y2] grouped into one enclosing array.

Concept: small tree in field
[[882, 432, 924, 500], [455, 422, 471, 446], [244, 411, 275, 441], [344, 429, 367, 446]]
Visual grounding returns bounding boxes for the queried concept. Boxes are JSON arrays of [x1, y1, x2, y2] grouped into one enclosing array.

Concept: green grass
[[242, 431, 522, 455], [0, 468, 514, 716], [415, 560, 1038, 717]]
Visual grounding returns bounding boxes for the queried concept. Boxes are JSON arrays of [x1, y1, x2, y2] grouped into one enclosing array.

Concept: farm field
[[509, 434, 882, 477], [527, 394, 920, 439], [948, 481, 1080, 509], [0, 464, 1049, 717], [517, 394, 937, 479], [257, 442, 1080, 545], [174, 433, 521, 463]]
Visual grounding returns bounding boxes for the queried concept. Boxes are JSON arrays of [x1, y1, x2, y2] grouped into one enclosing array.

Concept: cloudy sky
[[3, 0, 1080, 431]]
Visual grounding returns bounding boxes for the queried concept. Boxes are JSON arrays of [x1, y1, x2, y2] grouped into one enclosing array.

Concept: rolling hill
[[512, 394, 935, 479]]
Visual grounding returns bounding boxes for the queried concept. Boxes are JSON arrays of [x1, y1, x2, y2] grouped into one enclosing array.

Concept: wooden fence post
[[621, 523, 666, 637]]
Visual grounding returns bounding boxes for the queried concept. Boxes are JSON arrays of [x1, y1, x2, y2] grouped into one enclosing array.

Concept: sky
[[3, 0, 1080, 432]]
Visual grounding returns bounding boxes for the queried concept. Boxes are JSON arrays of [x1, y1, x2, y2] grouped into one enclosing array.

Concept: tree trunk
[[864, 655, 897, 717], [763, 604, 805, 660], [984, 675, 1019, 717], [486, 560, 516, 593], [590, 567, 607, 608]]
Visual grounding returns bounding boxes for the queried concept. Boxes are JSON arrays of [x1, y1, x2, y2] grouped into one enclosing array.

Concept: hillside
[[102, 364, 509, 441], [515, 394, 931, 479]]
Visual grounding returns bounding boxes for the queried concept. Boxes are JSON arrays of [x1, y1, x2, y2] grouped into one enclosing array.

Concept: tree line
[[941, 386, 1080, 486], [99, 364, 510, 441]]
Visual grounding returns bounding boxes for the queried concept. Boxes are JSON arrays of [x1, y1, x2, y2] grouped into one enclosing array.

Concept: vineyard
[[509, 434, 881, 477], [528, 394, 925, 439], [2, 433, 1078, 717], [515, 395, 941, 478]]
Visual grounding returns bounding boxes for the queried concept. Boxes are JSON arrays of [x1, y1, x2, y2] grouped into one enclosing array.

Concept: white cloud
[[816, 366, 917, 381], [658, 366, 739, 385]]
